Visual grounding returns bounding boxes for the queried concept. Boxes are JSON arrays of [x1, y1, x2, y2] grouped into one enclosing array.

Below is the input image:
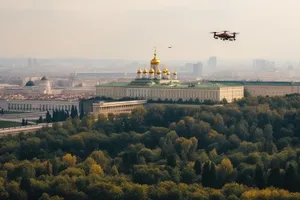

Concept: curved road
[[0, 123, 52, 137]]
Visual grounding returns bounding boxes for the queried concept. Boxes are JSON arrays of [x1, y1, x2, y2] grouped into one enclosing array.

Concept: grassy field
[[0, 121, 22, 128]]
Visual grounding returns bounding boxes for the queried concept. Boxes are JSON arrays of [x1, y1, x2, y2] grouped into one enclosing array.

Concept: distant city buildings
[[253, 59, 275, 72], [193, 62, 203, 76], [208, 56, 217, 69], [28, 58, 39, 68]]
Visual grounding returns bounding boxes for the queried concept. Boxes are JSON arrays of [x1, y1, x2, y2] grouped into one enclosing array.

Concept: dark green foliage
[[37, 116, 43, 124], [1, 95, 300, 199], [194, 159, 202, 175], [167, 154, 177, 167], [254, 164, 265, 189], [267, 167, 281, 188], [284, 163, 298, 192], [45, 110, 52, 123], [202, 161, 218, 188], [21, 118, 26, 126]]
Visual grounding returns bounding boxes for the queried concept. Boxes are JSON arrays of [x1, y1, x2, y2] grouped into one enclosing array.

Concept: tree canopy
[[1, 94, 300, 199]]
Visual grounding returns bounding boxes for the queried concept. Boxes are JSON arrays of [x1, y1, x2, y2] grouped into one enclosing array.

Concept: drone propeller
[[232, 32, 240, 34], [210, 32, 217, 34]]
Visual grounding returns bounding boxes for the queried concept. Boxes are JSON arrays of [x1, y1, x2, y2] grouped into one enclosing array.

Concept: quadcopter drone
[[210, 31, 239, 41]]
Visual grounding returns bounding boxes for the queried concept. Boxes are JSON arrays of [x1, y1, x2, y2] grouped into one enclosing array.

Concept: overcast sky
[[0, 0, 299, 61]]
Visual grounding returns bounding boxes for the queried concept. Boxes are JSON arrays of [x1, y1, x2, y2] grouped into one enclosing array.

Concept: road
[[0, 123, 52, 137], [0, 117, 36, 124]]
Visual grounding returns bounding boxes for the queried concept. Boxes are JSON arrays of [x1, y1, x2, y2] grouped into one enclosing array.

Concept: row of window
[[8, 103, 78, 111], [97, 87, 244, 102]]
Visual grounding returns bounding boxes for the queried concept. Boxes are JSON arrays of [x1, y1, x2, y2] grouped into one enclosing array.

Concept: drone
[[210, 31, 239, 41], [168, 46, 172, 48]]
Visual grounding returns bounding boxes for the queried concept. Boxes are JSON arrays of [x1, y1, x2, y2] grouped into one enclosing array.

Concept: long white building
[[96, 49, 244, 103], [0, 99, 79, 112]]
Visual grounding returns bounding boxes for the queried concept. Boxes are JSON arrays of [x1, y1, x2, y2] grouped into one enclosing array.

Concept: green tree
[[254, 164, 265, 189], [45, 110, 52, 123], [194, 159, 202, 175], [167, 154, 178, 167], [284, 163, 298, 192], [202, 161, 218, 188], [267, 167, 281, 188]]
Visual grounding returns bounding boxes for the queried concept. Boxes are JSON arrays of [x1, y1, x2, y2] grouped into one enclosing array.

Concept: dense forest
[[2, 94, 300, 199]]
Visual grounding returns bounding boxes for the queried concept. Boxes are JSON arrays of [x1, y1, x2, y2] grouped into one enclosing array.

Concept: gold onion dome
[[163, 68, 168, 73], [151, 47, 160, 65], [173, 72, 177, 75], [143, 68, 148, 73], [149, 68, 155, 73], [167, 71, 171, 75], [137, 69, 142, 74], [156, 69, 161, 74], [151, 57, 160, 65]]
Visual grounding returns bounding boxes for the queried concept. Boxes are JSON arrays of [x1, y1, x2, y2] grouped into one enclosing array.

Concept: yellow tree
[[218, 158, 234, 183], [89, 164, 104, 176], [209, 148, 218, 160], [62, 153, 77, 167]]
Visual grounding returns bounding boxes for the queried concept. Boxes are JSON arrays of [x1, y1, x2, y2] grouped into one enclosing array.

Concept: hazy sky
[[0, 0, 300, 60]]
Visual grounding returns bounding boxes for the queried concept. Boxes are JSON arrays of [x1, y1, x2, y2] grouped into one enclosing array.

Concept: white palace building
[[96, 49, 244, 103], [0, 99, 79, 112]]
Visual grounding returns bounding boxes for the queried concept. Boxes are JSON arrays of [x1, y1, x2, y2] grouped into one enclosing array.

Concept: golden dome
[[173, 72, 177, 75], [143, 68, 148, 73], [151, 57, 160, 65], [137, 69, 142, 74], [163, 68, 168, 73], [150, 47, 160, 65], [167, 71, 171, 75], [156, 69, 161, 74], [149, 68, 155, 73]]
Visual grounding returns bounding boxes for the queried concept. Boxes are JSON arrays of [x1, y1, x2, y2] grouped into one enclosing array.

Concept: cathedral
[[96, 49, 244, 103], [136, 48, 178, 81]]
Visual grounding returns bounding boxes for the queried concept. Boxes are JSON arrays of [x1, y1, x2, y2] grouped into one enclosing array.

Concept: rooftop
[[96, 80, 240, 88], [41, 76, 48, 81], [210, 80, 300, 86], [25, 80, 35, 87]]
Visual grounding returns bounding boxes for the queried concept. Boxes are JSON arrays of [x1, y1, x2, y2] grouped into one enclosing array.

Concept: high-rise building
[[208, 57, 217, 68], [28, 58, 32, 68], [184, 63, 193, 71], [193, 62, 203, 76], [253, 59, 275, 72], [33, 58, 38, 68]]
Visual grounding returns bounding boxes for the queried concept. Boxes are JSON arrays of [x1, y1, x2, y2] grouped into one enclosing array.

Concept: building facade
[[210, 81, 300, 97], [96, 50, 244, 103], [0, 99, 79, 112], [5, 76, 52, 95], [92, 100, 147, 116]]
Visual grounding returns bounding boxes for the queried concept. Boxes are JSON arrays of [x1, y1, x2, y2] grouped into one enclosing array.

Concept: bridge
[[0, 123, 52, 137]]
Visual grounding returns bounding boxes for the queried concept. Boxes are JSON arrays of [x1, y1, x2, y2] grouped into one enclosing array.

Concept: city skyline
[[0, 0, 300, 60]]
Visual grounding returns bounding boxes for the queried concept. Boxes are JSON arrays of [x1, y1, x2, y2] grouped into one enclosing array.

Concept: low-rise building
[[210, 81, 300, 97], [0, 99, 79, 112], [92, 100, 147, 116]]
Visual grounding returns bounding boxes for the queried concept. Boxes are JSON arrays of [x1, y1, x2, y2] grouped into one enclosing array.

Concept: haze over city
[[1, 0, 300, 60], [2, 2, 300, 199]]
